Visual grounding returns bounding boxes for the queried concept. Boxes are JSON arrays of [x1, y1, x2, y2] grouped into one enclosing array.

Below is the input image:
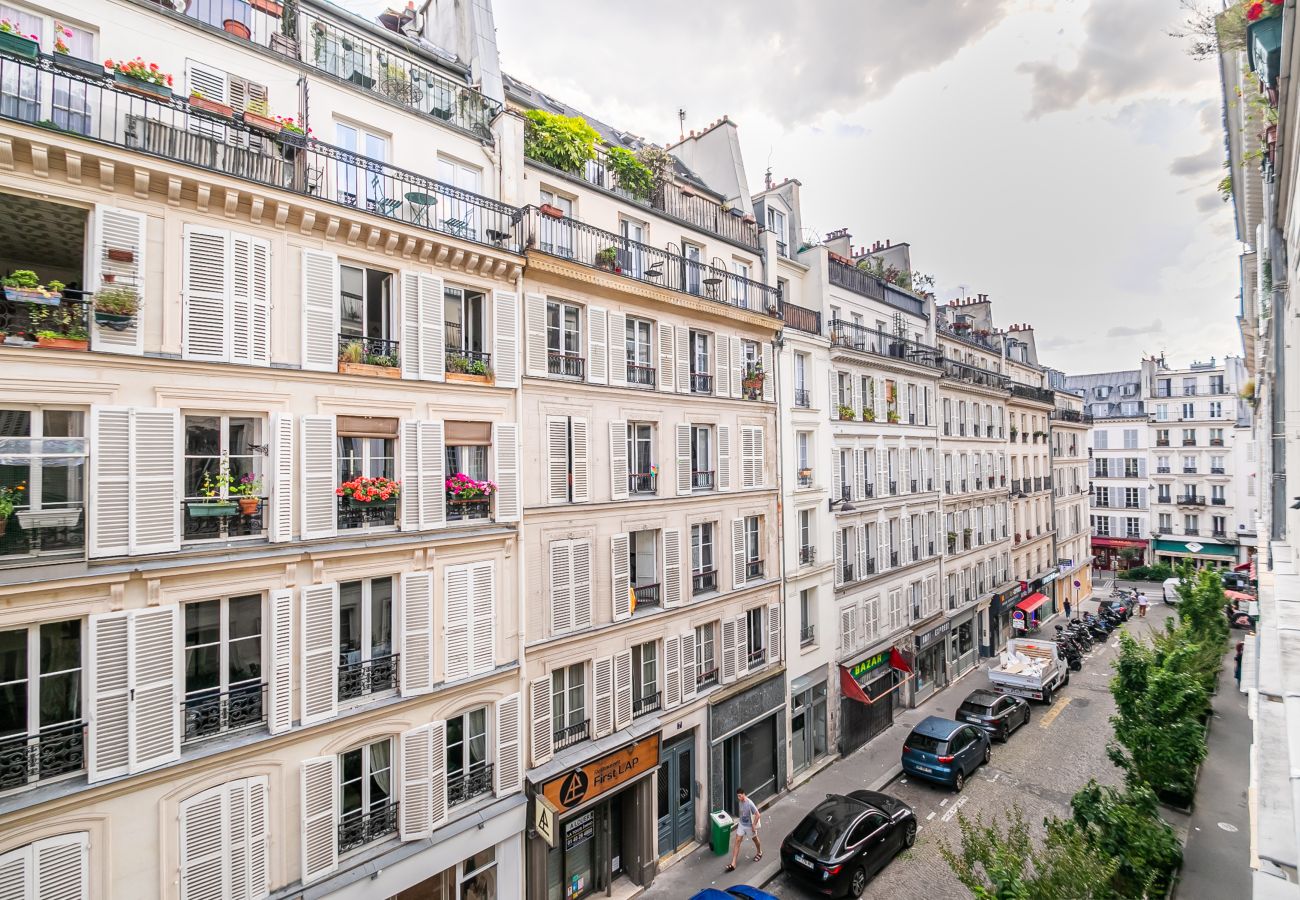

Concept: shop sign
[[1041, 571, 1059, 584], [1058, 558, 1074, 569], [542, 733, 660, 814], [915, 621, 952, 650], [534, 797, 557, 847], [848, 650, 891, 682], [1186, 542, 1204, 554], [564, 810, 596, 851]]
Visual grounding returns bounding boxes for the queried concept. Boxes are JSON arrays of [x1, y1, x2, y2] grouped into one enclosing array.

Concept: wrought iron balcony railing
[[746, 559, 765, 580], [939, 358, 1010, 391], [446, 348, 492, 376], [692, 569, 717, 595], [840, 562, 854, 584], [548, 352, 585, 378], [446, 497, 491, 522], [182, 682, 265, 742], [627, 363, 657, 387], [338, 500, 397, 530], [183, 497, 267, 541], [338, 653, 399, 700], [779, 300, 822, 336], [633, 582, 661, 609], [799, 545, 815, 565], [696, 667, 719, 689], [691, 372, 714, 394], [633, 691, 661, 718], [629, 472, 657, 494], [1008, 382, 1056, 406], [800, 624, 816, 646], [793, 388, 812, 408], [0, 492, 85, 568], [0, 721, 85, 790], [827, 319, 941, 368], [447, 763, 494, 807], [338, 333, 400, 369], [553, 718, 590, 751], [691, 470, 716, 490], [338, 802, 399, 853]]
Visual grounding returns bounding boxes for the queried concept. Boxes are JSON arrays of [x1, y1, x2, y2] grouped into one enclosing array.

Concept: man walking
[[726, 789, 762, 872], [1137, 590, 1149, 618], [1064, 598, 1072, 621]]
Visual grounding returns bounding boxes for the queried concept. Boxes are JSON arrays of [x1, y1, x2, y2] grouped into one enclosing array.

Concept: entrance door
[[657, 737, 694, 857]]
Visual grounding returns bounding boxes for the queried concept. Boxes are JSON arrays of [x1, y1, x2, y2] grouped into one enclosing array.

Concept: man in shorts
[[726, 789, 762, 872], [1137, 591, 1149, 618]]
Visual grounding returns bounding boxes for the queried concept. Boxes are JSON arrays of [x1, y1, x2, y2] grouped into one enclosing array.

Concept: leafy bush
[[605, 145, 655, 201], [1119, 563, 1174, 582], [1066, 780, 1182, 897], [523, 109, 598, 174]]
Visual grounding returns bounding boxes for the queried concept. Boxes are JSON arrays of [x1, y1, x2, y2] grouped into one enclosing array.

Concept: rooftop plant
[[523, 108, 599, 174]]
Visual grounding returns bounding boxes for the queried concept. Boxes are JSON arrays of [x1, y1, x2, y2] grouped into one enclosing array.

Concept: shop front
[[790, 668, 830, 778], [838, 647, 912, 755], [913, 621, 951, 702], [1152, 538, 1240, 570], [527, 734, 660, 900], [948, 608, 978, 676], [1092, 536, 1146, 571], [1055, 558, 1092, 612], [988, 583, 1025, 654], [709, 671, 787, 815], [1012, 592, 1049, 634]]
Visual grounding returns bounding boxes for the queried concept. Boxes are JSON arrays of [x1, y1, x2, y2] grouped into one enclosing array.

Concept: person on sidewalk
[[1064, 599, 1072, 621], [1137, 591, 1149, 618], [1236, 640, 1244, 687], [725, 790, 762, 872]]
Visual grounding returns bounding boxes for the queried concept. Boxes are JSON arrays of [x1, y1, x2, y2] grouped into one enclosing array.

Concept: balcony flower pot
[[114, 72, 172, 101], [798, 468, 812, 479], [188, 501, 239, 518], [94, 311, 134, 331], [250, 0, 283, 15], [52, 53, 106, 79], [539, 203, 565, 219], [1248, 14, 1284, 88], [223, 19, 252, 39], [0, 30, 38, 61], [338, 360, 402, 378], [742, 372, 765, 394], [36, 336, 88, 351], [3, 286, 62, 305], [241, 110, 280, 133], [106, 248, 135, 263], [237, 496, 261, 516], [15, 506, 81, 529], [188, 94, 234, 118]]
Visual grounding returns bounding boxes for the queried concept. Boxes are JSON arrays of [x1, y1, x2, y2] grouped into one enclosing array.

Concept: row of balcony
[[1155, 438, 1226, 447], [1155, 527, 1231, 538], [1009, 476, 1052, 495], [1049, 408, 1094, 424], [1008, 382, 1056, 406], [939, 358, 1010, 391], [1150, 466, 1229, 476], [947, 475, 1008, 494], [942, 423, 1001, 438], [828, 259, 928, 318], [828, 318, 942, 369], [1152, 386, 1231, 398]]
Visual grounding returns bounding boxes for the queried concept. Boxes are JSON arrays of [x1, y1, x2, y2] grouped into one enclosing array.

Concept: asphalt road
[[763, 600, 1176, 899]]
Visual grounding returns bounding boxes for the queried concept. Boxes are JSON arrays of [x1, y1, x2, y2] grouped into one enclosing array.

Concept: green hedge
[[1118, 563, 1174, 582]]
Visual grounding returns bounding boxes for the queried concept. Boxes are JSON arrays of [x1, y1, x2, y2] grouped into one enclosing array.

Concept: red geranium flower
[[1247, 2, 1265, 20]]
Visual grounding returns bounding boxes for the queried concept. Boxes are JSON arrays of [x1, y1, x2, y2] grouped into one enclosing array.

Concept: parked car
[[901, 715, 991, 791], [690, 888, 780, 900], [1163, 577, 1181, 604], [956, 689, 1031, 742], [1222, 569, 1251, 590], [779, 790, 917, 898]]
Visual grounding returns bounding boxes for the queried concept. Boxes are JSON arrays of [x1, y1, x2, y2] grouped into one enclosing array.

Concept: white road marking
[[926, 811, 936, 821], [941, 797, 968, 823], [939, 798, 949, 807], [1219, 822, 1239, 832], [990, 772, 1001, 782]]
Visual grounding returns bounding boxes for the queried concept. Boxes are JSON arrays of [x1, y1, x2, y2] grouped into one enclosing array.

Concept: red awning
[[1016, 592, 1049, 614], [1091, 537, 1146, 549], [1234, 561, 1252, 572]]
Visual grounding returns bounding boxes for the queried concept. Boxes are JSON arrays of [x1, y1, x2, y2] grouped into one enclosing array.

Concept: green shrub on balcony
[[523, 109, 598, 174], [605, 145, 654, 201]]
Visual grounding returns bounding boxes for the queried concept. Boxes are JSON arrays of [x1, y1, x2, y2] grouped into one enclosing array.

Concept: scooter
[[1063, 621, 1094, 651], [1079, 614, 1112, 642]]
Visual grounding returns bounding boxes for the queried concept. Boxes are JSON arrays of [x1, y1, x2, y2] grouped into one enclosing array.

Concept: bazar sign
[[849, 651, 890, 681], [542, 734, 660, 813]]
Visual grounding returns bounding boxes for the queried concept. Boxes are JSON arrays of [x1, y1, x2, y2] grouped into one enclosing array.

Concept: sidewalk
[[641, 666, 982, 897]]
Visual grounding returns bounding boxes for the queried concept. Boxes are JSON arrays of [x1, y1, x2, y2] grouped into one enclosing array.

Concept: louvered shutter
[[470, 561, 496, 676], [717, 425, 732, 491], [408, 420, 446, 531], [850, 377, 860, 420], [269, 413, 294, 542], [680, 630, 697, 700], [0, 841, 26, 896], [742, 426, 764, 489], [609, 420, 629, 500], [587, 306, 608, 384], [550, 541, 573, 635], [662, 529, 682, 608], [400, 724, 432, 841], [611, 533, 631, 622], [675, 327, 690, 393], [839, 607, 853, 651], [658, 323, 675, 393], [91, 206, 146, 354], [33, 832, 89, 900], [493, 423, 520, 523], [493, 290, 520, 388], [833, 530, 844, 587], [829, 370, 838, 418], [530, 677, 553, 765], [675, 424, 692, 496], [400, 572, 434, 696], [88, 406, 130, 558], [444, 565, 471, 682], [428, 721, 448, 830], [230, 234, 271, 367], [524, 293, 547, 377], [613, 651, 633, 730], [767, 602, 781, 663], [300, 584, 338, 726], [268, 589, 294, 735], [495, 693, 522, 796], [401, 273, 421, 380], [663, 636, 681, 709], [857, 524, 868, 579], [731, 518, 746, 589], [721, 619, 737, 684], [878, 518, 889, 572], [593, 656, 614, 738], [123, 407, 180, 556], [400, 271, 445, 382], [571, 542, 592, 630], [88, 611, 130, 781], [300, 415, 337, 541], [570, 418, 590, 503], [301, 756, 338, 884], [608, 312, 627, 387], [715, 335, 730, 397], [300, 249, 339, 372], [831, 450, 841, 503], [762, 344, 774, 401], [187, 61, 228, 138], [129, 605, 180, 772], [730, 339, 744, 400], [736, 614, 749, 678], [546, 417, 570, 504]]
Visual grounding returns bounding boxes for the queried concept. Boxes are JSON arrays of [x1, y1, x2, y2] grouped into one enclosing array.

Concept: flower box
[[338, 361, 402, 378], [0, 31, 38, 61], [52, 54, 105, 79], [540, 203, 566, 219], [188, 501, 239, 518], [241, 110, 280, 133], [1248, 15, 1283, 88], [445, 371, 494, 385], [114, 72, 172, 101], [94, 311, 135, 331], [15, 507, 81, 529], [106, 248, 135, 263], [250, 0, 283, 15], [35, 336, 88, 351], [3, 286, 62, 305], [189, 95, 234, 118]]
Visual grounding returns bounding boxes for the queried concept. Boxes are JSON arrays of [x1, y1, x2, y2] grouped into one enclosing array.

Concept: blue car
[[900, 715, 991, 791], [689, 888, 779, 900]]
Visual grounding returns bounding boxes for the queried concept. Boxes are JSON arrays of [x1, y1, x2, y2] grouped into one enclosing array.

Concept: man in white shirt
[[726, 789, 762, 872], [1137, 591, 1149, 618]]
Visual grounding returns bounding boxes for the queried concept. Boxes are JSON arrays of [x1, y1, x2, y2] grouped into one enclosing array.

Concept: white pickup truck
[[988, 639, 1069, 703]]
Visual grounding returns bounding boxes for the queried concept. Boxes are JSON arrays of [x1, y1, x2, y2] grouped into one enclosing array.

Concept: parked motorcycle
[[1099, 599, 1132, 622], [1078, 614, 1112, 642]]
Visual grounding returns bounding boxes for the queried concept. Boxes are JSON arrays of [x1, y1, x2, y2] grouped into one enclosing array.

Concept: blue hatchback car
[[689, 888, 780, 900], [900, 715, 991, 792]]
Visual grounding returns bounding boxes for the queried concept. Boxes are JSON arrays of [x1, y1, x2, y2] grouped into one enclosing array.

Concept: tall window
[[794, 353, 807, 394], [731, 260, 753, 308], [690, 426, 713, 489], [183, 414, 265, 541], [746, 607, 765, 665], [1209, 401, 1222, 419], [551, 663, 586, 738], [798, 508, 813, 559], [692, 522, 716, 594], [1125, 517, 1140, 538], [767, 207, 787, 250], [444, 286, 486, 364], [627, 423, 655, 492], [695, 622, 717, 686], [1181, 402, 1195, 419], [1213, 515, 1227, 534], [1184, 514, 1199, 533], [338, 420, 397, 530], [626, 317, 655, 385], [339, 265, 396, 354], [632, 641, 657, 713], [744, 516, 762, 576], [338, 577, 395, 700], [445, 707, 488, 805], [183, 595, 262, 740], [0, 407, 86, 563], [338, 738, 395, 851], [538, 190, 574, 256], [545, 300, 583, 377], [335, 123, 389, 211], [0, 619, 82, 787], [689, 330, 712, 392], [435, 155, 484, 238]]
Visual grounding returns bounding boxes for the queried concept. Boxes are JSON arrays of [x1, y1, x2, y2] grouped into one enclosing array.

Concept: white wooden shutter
[[495, 693, 523, 796], [833, 529, 844, 587], [740, 426, 755, 489], [268, 589, 294, 735], [570, 417, 590, 503], [493, 422, 521, 523], [831, 450, 842, 503], [300, 583, 338, 726], [187, 60, 228, 137], [681, 630, 697, 700], [301, 249, 339, 372], [443, 565, 471, 682], [721, 618, 737, 684], [768, 601, 781, 663], [88, 406, 130, 558], [230, 234, 271, 367], [571, 541, 592, 630], [716, 335, 731, 397], [400, 572, 434, 696], [593, 656, 613, 738], [182, 225, 229, 363], [87, 407, 179, 558], [731, 339, 744, 400], [609, 420, 629, 500], [608, 312, 627, 387], [761, 343, 774, 401], [658, 322, 675, 393], [829, 370, 838, 418], [550, 540, 573, 636], [401, 271, 446, 382], [180, 785, 225, 900], [587, 306, 608, 384], [663, 636, 681, 709], [611, 533, 631, 622], [731, 518, 746, 590], [856, 524, 868, 578], [91, 205, 146, 355], [736, 613, 749, 678], [88, 611, 130, 781], [300, 415, 337, 541], [269, 413, 294, 542], [300, 756, 338, 884], [751, 426, 766, 488], [613, 651, 633, 730], [128, 605, 180, 773], [530, 677, 553, 765], [675, 327, 690, 393], [493, 289, 520, 388], [32, 832, 89, 900], [469, 562, 496, 675], [401, 420, 446, 532], [717, 425, 732, 492], [428, 721, 448, 830], [676, 423, 692, 496], [850, 377, 861, 420], [400, 724, 433, 841], [524, 293, 547, 377], [662, 529, 682, 609], [546, 416, 570, 505]]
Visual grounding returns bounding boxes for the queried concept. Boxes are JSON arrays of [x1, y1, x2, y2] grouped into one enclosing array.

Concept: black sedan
[[956, 690, 1030, 742], [780, 790, 916, 898]]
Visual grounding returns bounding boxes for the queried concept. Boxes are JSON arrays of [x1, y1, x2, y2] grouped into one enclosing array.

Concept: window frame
[[0, 618, 83, 743], [337, 576, 396, 674], [182, 593, 264, 717], [338, 737, 395, 833]]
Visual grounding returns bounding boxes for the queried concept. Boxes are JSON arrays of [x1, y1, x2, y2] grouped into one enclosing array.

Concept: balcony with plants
[[337, 335, 400, 377], [184, 463, 267, 542], [827, 318, 941, 370], [445, 472, 494, 523], [0, 440, 87, 569], [1, 271, 92, 352], [336, 476, 399, 530]]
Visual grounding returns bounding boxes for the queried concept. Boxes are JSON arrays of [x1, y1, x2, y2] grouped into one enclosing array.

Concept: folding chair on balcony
[[367, 173, 403, 218]]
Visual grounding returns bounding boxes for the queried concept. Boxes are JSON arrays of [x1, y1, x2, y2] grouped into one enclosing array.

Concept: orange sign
[[542, 734, 660, 813]]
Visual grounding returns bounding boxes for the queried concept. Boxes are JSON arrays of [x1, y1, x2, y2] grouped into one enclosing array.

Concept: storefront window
[[459, 846, 496, 900], [790, 683, 828, 775]]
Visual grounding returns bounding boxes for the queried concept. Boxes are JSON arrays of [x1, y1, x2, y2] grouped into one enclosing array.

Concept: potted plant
[[0, 482, 24, 538], [229, 472, 263, 515], [539, 202, 566, 219], [275, 114, 311, 148], [445, 352, 493, 382], [1010, 426, 1019, 440], [887, 410, 900, 423], [189, 466, 238, 517], [51, 25, 105, 78], [188, 90, 233, 118], [0, 19, 38, 60], [595, 246, 619, 271], [445, 472, 496, 510], [251, 0, 284, 15], [797, 467, 812, 479], [337, 476, 401, 506], [338, 339, 401, 378], [3, 270, 64, 304], [240, 97, 279, 133], [1246, 0, 1284, 88], [862, 408, 876, 422], [741, 363, 765, 398], [837, 405, 856, 421], [106, 57, 174, 100], [30, 299, 88, 351], [94, 285, 139, 330]]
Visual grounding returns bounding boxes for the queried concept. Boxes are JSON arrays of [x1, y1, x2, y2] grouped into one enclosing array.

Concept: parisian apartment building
[[0, 0, 1097, 898]]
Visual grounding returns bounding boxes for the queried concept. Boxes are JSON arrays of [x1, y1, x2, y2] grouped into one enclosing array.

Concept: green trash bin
[[709, 810, 735, 855]]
